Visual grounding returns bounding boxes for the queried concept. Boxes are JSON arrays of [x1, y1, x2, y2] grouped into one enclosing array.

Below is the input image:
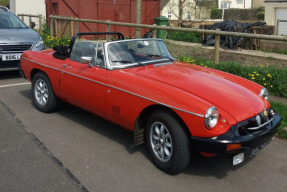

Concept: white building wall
[[161, 0, 211, 22], [218, 0, 252, 9], [10, 0, 46, 29]]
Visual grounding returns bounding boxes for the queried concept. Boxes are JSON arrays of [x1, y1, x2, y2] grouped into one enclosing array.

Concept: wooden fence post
[[214, 29, 220, 64], [70, 18, 74, 37], [29, 16, 32, 28], [75, 18, 79, 34], [55, 19, 59, 38], [106, 20, 111, 42], [39, 15, 43, 35], [50, 18, 54, 37], [152, 24, 157, 38]]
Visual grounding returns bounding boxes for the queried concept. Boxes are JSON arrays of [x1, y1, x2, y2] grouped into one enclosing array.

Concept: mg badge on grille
[[256, 115, 261, 126]]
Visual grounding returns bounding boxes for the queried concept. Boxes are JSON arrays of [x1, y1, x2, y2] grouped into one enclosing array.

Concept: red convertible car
[[19, 32, 281, 174]]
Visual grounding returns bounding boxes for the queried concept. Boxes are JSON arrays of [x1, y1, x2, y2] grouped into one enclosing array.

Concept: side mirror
[[80, 56, 92, 64]]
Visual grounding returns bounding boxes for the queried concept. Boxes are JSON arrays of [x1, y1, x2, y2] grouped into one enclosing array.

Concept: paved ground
[[1, 71, 287, 192]]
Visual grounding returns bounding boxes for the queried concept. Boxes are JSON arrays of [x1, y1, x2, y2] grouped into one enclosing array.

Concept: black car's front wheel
[[146, 110, 191, 174], [32, 72, 59, 113]]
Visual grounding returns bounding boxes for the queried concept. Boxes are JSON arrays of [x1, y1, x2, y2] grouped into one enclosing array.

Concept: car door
[[58, 42, 107, 116]]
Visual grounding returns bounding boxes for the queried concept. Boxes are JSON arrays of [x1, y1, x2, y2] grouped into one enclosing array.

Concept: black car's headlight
[[259, 87, 268, 100], [204, 107, 219, 129]]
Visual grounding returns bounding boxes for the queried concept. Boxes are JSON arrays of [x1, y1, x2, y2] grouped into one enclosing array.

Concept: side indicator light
[[226, 143, 242, 152]]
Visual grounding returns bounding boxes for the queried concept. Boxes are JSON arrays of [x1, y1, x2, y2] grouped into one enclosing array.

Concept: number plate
[[2, 54, 22, 61]]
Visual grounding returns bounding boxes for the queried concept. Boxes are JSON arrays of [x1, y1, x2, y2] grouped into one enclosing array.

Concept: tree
[[166, 0, 194, 26], [0, 0, 9, 7]]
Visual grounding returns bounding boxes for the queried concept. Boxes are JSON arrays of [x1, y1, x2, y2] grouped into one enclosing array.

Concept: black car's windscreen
[[108, 40, 173, 66], [0, 12, 27, 29]]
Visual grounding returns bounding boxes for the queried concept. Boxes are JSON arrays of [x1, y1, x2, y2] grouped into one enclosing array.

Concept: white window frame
[[236, 0, 243, 4], [167, 11, 172, 19]]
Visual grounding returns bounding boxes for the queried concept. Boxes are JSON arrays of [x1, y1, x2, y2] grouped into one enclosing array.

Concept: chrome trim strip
[[22, 57, 61, 72], [246, 117, 275, 130], [22, 57, 204, 117], [105, 84, 204, 117]]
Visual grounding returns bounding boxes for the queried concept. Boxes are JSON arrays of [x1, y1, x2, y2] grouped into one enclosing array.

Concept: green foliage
[[41, 22, 71, 48], [260, 49, 287, 55], [256, 11, 265, 20], [211, 8, 265, 20], [0, 0, 9, 6], [178, 56, 287, 98], [210, 8, 222, 19], [166, 31, 200, 43], [270, 101, 287, 140]]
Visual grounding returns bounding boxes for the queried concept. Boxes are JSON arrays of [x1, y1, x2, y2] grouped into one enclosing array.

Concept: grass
[[260, 49, 287, 55], [166, 31, 200, 43], [270, 101, 287, 140]]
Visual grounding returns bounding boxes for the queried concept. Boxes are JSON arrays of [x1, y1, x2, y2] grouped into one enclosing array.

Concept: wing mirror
[[80, 56, 93, 67]]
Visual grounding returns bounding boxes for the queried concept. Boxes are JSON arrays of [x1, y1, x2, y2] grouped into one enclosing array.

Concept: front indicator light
[[233, 153, 244, 165], [226, 143, 242, 152]]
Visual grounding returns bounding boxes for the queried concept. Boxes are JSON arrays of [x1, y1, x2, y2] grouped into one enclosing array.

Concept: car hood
[[129, 62, 265, 122], [0, 28, 40, 44]]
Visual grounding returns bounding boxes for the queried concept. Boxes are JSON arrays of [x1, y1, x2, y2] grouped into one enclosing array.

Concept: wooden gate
[[45, 0, 160, 37]]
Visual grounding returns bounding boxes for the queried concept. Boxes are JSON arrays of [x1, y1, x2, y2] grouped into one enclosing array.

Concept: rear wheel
[[146, 110, 191, 174], [32, 72, 59, 113]]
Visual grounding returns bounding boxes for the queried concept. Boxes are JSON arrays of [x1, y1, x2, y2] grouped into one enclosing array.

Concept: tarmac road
[[0, 71, 287, 192]]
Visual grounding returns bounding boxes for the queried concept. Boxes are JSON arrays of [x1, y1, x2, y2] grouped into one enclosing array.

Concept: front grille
[[0, 44, 32, 53], [237, 108, 275, 136]]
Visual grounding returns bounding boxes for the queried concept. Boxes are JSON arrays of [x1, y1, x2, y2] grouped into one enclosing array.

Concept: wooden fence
[[18, 14, 43, 35], [49, 15, 287, 64]]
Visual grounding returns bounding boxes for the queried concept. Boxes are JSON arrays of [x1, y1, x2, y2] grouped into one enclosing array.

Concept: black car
[[0, 6, 44, 71]]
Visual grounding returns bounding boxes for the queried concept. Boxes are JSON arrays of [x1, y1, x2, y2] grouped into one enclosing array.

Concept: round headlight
[[259, 88, 268, 100], [204, 107, 219, 129]]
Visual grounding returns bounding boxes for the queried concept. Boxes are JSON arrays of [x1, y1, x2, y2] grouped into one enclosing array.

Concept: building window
[[168, 12, 172, 19], [236, 0, 243, 4], [221, 2, 231, 9]]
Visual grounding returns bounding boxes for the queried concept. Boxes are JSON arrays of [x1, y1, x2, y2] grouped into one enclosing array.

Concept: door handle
[[63, 64, 72, 68]]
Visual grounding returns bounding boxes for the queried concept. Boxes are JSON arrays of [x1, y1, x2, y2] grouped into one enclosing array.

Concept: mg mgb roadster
[[19, 32, 281, 174]]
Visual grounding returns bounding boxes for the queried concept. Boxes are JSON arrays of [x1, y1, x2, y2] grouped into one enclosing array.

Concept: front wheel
[[146, 110, 191, 174], [32, 72, 59, 113]]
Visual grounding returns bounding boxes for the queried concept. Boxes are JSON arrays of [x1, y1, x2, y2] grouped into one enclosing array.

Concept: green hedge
[[211, 8, 265, 20]]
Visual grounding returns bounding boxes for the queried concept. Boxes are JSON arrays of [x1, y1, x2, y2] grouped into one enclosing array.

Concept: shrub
[[210, 8, 222, 19], [41, 22, 71, 48], [166, 31, 200, 43]]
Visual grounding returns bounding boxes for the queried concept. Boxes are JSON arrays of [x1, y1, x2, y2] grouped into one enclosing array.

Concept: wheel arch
[[30, 68, 46, 81], [133, 104, 192, 146]]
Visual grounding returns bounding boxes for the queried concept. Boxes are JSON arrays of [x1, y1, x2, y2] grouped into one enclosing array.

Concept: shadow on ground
[[20, 89, 249, 178]]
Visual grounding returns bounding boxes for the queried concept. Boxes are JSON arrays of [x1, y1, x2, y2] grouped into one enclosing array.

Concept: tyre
[[146, 110, 191, 174], [32, 72, 59, 113]]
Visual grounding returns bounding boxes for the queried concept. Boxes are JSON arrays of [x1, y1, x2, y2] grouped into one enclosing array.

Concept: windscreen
[[0, 11, 27, 29], [108, 40, 173, 67]]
